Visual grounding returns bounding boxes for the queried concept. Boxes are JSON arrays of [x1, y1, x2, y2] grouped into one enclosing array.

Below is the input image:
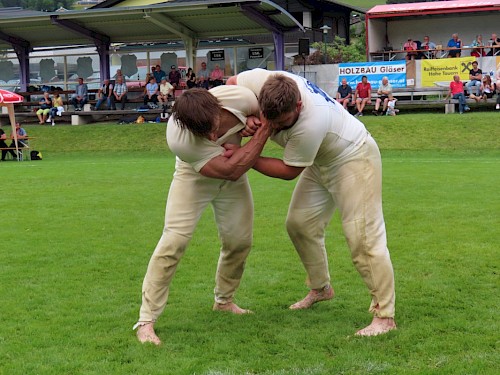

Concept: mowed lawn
[[1, 113, 498, 375]]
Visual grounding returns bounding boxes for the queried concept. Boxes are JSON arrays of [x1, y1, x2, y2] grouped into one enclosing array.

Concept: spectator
[[157, 77, 174, 109], [470, 35, 486, 57], [477, 75, 496, 103], [421, 35, 437, 58], [466, 61, 483, 97], [209, 64, 224, 88], [153, 64, 166, 84], [71, 77, 88, 111], [373, 76, 392, 116], [354, 75, 372, 117], [113, 76, 128, 110], [447, 33, 462, 58], [386, 96, 399, 116], [403, 38, 418, 60], [197, 61, 210, 89], [48, 92, 64, 126], [143, 76, 159, 107], [446, 75, 470, 114], [335, 78, 352, 109], [94, 78, 115, 110], [115, 68, 126, 83], [0, 126, 10, 161], [1, 122, 28, 161], [36, 91, 52, 124], [185, 67, 196, 89], [168, 65, 181, 89], [487, 33, 500, 56]]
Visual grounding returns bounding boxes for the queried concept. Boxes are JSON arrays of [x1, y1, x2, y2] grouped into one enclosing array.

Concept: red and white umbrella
[[0, 89, 24, 158]]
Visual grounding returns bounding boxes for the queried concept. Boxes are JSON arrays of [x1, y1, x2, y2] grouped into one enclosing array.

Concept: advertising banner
[[421, 57, 475, 87], [338, 61, 406, 89]]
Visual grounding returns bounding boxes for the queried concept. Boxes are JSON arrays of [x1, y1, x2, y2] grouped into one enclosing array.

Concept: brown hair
[[258, 74, 300, 120], [172, 88, 221, 137]]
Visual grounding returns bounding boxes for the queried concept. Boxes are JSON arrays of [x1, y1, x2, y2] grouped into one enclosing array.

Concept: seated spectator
[[0, 127, 10, 161], [335, 78, 352, 109], [209, 64, 224, 87], [48, 92, 64, 126], [470, 35, 486, 57], [158, 77, 174, 109], [94, 78, 115, 110], [403, 38, 418, 60], [153, 65, 166, 84], [386, 96, 399, 116], [373, 76, 392, 116], [447, 33, 462, 58], [196, 61, 209, 89], [143, 76, 159, 107], [473, 75, 496, 103], [487, 33, 500, 56], [36, 92, 52, 124], [1, 122, 28, 160], [185, 68, 196, 89], [353, 75, 372, 117], [168, 65, 181, 89], [446, 75, 470, 114], [71, 77, 88, 111], [421, 35, 437, 58], [113, 76, 128, 110], [466, 61, 483, 97]]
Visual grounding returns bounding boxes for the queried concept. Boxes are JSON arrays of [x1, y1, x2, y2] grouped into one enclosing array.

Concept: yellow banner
[[421, 57, 476, 87]]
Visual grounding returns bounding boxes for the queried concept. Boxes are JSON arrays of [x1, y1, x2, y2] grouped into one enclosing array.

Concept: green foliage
[[0, 0, 76, 11], [307, 26, 367, 64], [0, 115, 499, 374]]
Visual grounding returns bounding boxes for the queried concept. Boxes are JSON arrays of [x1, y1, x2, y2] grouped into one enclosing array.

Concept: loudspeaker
[[299, 38, 310, 56]]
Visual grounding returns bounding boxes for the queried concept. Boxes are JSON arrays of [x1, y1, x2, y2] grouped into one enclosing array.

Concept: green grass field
[[1, 113, 499, 374]]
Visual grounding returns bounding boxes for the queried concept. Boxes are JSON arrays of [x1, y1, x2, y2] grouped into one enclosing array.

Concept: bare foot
[[355, 317, 396, 337], [213, 302, 253, 314], [289, 284, 334, 310], [136, 322, 161, 345]]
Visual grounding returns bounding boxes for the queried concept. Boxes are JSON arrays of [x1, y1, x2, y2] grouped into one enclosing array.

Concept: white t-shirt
[[235, 68, 368, 167], [166, 85, 259, 172]]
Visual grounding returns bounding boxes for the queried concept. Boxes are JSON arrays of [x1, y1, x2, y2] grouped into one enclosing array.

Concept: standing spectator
[[373, 76, 392, 116], [36, 91, 52, 124], [0, 127, 10, 161], [466, 61, 483, 97], [446, 75, 470, 114], [48, 92, 64, 126], [470, 35, 486, 57], [354, 75, 372, 117], [421, 35, 437, 58], [153, 64, 166, 84], [113, 76, 128, 110], [94, 78, 115, 110], [168, 65, 181, 89], [335, 78, 352, 109], [403, 38, 418, 60], [209, 64, 224, 88], [447, 33, 462, 58], [185, 67, 196, 89], [71, 77, 88, 111], [487, 33, 500, 56], [143, 76, 159, 107], [115, 68, 126, 83], [197, 61, 210, 89], [157, 77, 174, 109]]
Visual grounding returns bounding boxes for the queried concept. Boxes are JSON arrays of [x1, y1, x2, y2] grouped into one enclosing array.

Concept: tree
[[0, 0, 76, 11]]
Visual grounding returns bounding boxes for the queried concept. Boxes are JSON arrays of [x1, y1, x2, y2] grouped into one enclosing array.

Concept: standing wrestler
[[227, 69, 396, 336], [134, 87, 271, 345]]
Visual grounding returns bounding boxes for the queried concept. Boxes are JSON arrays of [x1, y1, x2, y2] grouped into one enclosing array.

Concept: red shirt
[[450, 80, 464, 95], [356, 82, 371, 98]]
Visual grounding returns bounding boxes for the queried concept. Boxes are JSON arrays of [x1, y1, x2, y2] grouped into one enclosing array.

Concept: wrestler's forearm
[[253, 157, 304, 180]]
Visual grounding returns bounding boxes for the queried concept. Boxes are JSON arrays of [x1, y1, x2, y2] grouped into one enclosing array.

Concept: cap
[[171, 65, 176, 69]]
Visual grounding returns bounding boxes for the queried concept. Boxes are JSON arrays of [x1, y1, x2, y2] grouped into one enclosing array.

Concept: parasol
[[0, 89, 24, 160]]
